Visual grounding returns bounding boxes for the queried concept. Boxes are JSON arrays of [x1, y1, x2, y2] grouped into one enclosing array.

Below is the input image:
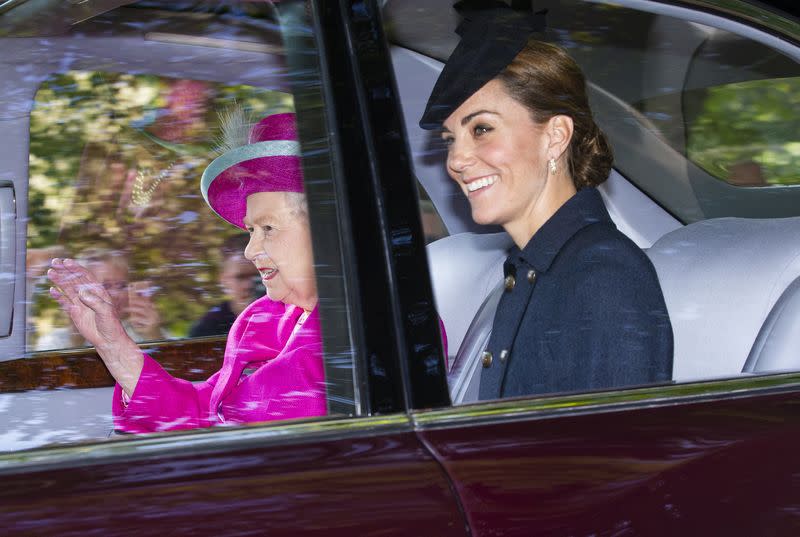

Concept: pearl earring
[[548, 158, 557, 175]]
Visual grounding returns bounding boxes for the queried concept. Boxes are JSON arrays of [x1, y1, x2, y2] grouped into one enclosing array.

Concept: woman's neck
[[292, 295, 318, 314]]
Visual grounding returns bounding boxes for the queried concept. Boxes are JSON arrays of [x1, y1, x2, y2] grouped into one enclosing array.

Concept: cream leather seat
[[431, 215, 800, 404]]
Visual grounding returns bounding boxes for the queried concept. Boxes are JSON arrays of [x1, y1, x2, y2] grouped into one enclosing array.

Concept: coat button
[[499, 349, 509, 363], [527, 269, 537, 283], [481, 351, 493, 368], [504, 275, 516, 291]]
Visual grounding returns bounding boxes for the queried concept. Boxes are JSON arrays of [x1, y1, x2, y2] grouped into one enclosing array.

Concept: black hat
[[419, 1, 547, 130]]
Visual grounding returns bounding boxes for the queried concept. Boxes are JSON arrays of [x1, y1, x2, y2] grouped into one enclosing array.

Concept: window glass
[[542, 0, 800, 221], [388, 0, 800, 223], [27, 72, 286, 350], [384, 0, 800, 408], [637, 78, 800, 188], [0, 0, 359, 451], [417, 183, 448, 244]]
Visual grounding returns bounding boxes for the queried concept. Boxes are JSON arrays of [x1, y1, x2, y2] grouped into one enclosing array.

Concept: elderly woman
[[47, 112, 326, 433], [421, 4, 673, 399]]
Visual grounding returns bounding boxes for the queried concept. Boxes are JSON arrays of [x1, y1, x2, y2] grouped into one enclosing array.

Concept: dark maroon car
[[1, 0, 800, 535]]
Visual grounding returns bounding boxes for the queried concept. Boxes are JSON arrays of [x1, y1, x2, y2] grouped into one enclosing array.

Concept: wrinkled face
[[85, 260, 129, 314], [243, 191, 317, 310], [220, 253, 259, 303], [442, 79, 550, 229]]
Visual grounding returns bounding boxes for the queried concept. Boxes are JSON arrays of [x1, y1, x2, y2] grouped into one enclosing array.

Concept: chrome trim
[[0, 181, 15, 338], [0, 413, 412, 474], [145, 32, 284, 54], [672, 0, 799, 41], [413, 372, 800, 429], [612, 0, 799, 46], [0, 0, 28, 16]]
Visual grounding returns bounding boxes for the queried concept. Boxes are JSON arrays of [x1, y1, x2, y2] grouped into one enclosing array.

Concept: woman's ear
[[546, 115, 574, 160]]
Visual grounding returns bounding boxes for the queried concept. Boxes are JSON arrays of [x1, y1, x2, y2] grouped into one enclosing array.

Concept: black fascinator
[[419, 0, 547, 130]]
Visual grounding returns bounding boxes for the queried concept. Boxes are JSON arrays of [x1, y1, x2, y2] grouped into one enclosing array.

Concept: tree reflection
[[28, 71, 292, 347]]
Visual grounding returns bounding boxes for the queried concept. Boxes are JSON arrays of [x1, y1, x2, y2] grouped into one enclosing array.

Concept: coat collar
[[508, 187, 612, 273]]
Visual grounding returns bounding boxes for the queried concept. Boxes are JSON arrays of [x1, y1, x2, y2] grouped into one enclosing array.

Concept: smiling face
[[442, 79, 575, 246], [243, 191, 317, 312]]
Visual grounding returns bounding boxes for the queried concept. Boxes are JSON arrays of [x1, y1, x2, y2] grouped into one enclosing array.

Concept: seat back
[[646, 217, 800, 381], [743, 275, 800, 374], [427, 231, 514, 362]]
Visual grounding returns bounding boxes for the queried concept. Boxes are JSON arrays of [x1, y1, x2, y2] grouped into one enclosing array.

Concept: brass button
[[527, 269, 537, 283], [481, 351, 493, 368], [504, 275, 516, 291], [499, 349, 509, 363]]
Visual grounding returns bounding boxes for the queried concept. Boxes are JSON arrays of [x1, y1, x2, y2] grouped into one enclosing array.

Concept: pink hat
[[200, 112, 303, 229]]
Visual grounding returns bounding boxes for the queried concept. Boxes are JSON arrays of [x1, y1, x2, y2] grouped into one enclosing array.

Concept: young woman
[[421, 5, 673, 399]]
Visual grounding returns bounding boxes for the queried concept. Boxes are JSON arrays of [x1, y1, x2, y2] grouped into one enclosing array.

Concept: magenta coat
[[112, 296, 326, 433]]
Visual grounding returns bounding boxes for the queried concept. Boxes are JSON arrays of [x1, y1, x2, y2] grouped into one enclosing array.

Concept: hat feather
[[213, 103, 253, 155]]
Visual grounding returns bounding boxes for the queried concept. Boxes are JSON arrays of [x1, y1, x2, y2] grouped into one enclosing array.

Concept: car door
[[0, 1, 464, 535]]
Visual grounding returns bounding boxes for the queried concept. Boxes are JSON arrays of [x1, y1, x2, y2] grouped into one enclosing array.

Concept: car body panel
[[0, 418, 467, 536], [417, 377, 800, 536]]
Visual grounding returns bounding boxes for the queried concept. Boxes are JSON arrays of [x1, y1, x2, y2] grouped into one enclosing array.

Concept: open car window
[[385, 0, 800, 407], [0, 0, 360, 451], [26, 72, 289, 351]]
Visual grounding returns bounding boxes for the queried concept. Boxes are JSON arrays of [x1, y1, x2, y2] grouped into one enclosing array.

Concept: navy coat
[[479, 188, 673, 400]]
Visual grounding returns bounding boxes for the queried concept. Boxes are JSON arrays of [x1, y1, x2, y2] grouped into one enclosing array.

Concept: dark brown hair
[[498, 39, 613, 189]]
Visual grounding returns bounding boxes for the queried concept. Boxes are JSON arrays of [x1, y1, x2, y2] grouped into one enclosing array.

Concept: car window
[[388, 0, 800, 224], [0, 0, 360, 451], [384, 0, 800, 407], [26, 72, 286, 350], [418, 183, 448, 244], [547, 0, 800, 223], [637, 77, 800, 188]]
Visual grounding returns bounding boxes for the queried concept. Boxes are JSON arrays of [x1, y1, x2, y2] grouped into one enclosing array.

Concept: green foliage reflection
[[28, 71, 293, 349], [687, 78, 800, 187]]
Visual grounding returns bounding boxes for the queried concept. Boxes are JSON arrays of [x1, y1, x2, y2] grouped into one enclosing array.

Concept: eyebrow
[[462, 109, 499, 126], [441, 109, 500, 133]]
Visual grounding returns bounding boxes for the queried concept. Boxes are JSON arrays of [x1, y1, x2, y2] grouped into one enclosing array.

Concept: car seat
[[648, 216, 800, 381], [433, 214, 800, 403]]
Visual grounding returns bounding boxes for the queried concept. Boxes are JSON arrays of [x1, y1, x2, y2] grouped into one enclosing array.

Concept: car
[[0, 0, 799, 535]]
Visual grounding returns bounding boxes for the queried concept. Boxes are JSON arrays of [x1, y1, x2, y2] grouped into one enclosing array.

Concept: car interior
[[382, 0, 800, 401], [1, 0, 799, 449]]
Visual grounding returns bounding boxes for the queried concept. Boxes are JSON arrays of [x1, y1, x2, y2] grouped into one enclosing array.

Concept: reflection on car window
[[0, 0, 358, 452], [386, 0, 800, 410], [26, 71, 288, 351], [539, 0, 800, 221], [417, 183, 448, 244], [636, 78, 800, 188]]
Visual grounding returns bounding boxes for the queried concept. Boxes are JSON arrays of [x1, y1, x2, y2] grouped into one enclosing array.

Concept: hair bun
[[571, 123, 613, 189]]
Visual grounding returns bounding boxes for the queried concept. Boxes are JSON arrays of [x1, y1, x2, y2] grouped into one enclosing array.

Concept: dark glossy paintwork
[[0, 426, 467, 537], [418, 389, 800, 536]]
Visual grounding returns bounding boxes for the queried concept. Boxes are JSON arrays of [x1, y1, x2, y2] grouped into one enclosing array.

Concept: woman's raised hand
[[47, 258, 144, 396], [47, 258, 131, 350]]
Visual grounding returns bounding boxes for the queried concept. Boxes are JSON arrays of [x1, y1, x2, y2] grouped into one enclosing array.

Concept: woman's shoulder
[[567, 221, 652, 268], [555, 223, 663, 296]]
